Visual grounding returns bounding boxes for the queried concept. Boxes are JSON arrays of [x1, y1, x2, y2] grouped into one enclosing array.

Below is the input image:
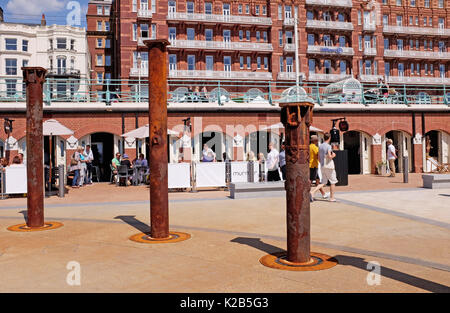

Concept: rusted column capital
[[22, 67, 47, 84], [144, 39, 170, 51]]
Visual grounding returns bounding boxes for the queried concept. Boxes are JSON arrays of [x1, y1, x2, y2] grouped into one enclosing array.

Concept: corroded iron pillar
[[280, 101, 314, 264], [145, 40, 170, 239], [24, 67, 47, 228]]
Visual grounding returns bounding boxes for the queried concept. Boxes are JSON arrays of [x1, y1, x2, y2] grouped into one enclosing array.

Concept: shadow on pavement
[[335, 255, 450, 293], [114, 215, 150, 233], [18, 210, 27, 223], [230, 237, 285, 255]]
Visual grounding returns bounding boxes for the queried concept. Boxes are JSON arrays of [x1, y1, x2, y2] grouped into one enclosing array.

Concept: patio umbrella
[[121, 124, 179, 139], [43, 120, 74, 192], [262, 122, 323, 133]]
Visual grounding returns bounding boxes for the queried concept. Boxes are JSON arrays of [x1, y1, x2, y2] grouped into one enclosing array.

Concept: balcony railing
[[307, 45, 354, 56], [1, 77, 449, 106], [137, 9, 152, 18], [305, 0, 353, 8], [383, 25, 450, 37], [363, 47, 377, 56], [130, 67, 148, 77], [384, 49, 450, 60], [166, 12, 272, 26], [169, 70, 273, 80], [47, 68, 81, 76], [360, 75, 450, 85], [363, 23, 376, 32], [277, 72, 306, 80], [306, 19, 353, 31], [283, 18, 295, 26], [284, 43, 296, 52], [168, 40, 273, 52], [308, 73, 351, 81]]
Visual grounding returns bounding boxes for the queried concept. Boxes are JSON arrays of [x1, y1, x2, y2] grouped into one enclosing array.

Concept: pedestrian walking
[[84, 145, 94, 184], [387, 139, 397, 177], [266, 142, 280, 181], [310, 132, 338, 202], [70, 147, 82, 188]]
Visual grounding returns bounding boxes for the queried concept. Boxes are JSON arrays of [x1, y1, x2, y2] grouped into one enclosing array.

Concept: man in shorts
[[310, 132, 338, 202]]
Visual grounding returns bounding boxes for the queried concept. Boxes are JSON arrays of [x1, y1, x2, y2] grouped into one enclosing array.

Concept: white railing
[[387, 76, 450, 85], [383, 25, 450, 36], [305, 0, 353, 8], [169, 70, 273, 80], [277, 72, 306, 80], [284, 43, 296, 52], [306, 19, 353, 31], [138, 9, 152, 18], [307, 45, 354, 56], [308, 73, 351, 81], [168, 40, 273, 52], [364, 47, 377, 56], [166, 12, 272, 25], [283, 18, 295, 26], [130, 68, 148, 76], [384, 49, 450, 60], [363, 23, 376, 31]]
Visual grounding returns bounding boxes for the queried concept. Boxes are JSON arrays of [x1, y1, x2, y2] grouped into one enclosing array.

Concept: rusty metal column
[[145, 40, 170, 239], [281, 101, 314, 264], [24, 67, 47, 228]]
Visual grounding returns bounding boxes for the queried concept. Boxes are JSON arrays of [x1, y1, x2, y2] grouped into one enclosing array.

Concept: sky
[[0, 0, 89, 27]]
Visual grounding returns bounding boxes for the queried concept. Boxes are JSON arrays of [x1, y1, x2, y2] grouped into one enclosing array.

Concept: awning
[[43, 119, 74, 136]]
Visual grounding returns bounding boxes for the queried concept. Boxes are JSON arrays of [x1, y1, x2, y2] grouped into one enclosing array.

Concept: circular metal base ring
[[260, 252, 338, 271], [7, 222, 64, 232], [129, 231, 191, 244]]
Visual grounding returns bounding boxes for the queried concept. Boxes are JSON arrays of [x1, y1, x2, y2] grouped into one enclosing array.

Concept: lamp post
[[137, 54, 142, 103]]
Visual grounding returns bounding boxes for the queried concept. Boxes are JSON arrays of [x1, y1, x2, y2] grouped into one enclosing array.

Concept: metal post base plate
[[129, 231, 191, 244], [7, 222, 64, 232], [260, 252, 338, 271]]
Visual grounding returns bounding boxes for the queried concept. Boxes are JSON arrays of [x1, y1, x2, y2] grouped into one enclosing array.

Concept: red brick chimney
[[41, 14, 46, 26]]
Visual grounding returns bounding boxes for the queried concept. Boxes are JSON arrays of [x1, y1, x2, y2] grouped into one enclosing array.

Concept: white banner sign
[[195, 162, 226, 188], [5, 166, 27, 194], [168, 163, 191, 189], [230, 162, 259, 183]]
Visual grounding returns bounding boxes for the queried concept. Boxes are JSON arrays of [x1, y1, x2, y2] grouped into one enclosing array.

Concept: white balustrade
[[383, 25, 450, 36], [384, 49, 450, 60], [306, 19, 353, 31], [305, 0, 353, 8], [166, 12, 272, 25], [168, 40, 273, 52]]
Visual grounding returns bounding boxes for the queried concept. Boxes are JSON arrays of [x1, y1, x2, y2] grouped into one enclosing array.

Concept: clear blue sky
[[0, 0, 89, 27]]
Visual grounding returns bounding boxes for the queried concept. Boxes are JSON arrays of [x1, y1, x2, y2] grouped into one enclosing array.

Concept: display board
[[195, 162, 226, 188], [5, 166, 27, 194], [168, 163, 191, 189]]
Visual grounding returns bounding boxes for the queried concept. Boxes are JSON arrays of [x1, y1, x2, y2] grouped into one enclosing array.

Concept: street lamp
[[137, 54, 142, 102]]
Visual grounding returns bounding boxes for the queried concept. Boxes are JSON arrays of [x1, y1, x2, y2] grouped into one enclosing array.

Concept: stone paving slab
[[0, 186, 449, 293]]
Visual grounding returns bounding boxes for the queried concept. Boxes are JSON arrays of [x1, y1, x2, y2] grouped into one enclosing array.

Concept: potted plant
[[376, 161, 387, 176]]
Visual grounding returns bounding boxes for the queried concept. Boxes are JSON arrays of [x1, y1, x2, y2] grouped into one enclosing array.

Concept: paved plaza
[[0, 174, 449, 293]]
